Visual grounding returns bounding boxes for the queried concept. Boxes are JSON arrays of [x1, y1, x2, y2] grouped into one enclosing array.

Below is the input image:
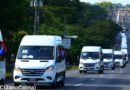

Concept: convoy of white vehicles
[[79, 32, 129, 74], [13, 35, 66, 88], [0, 30, 129, 89], [11, 32, 130, 88]]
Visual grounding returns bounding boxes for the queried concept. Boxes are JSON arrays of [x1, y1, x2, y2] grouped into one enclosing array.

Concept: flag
[[0, 30, 7, 55], [0, 30, 3, 41]]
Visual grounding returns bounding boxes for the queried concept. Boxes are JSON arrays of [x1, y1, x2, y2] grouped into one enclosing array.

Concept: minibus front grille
[[104, 62, 110, 65], [21, 69, 44, 76], [115, 62, 120, 65], [83, 63, 95, 67]]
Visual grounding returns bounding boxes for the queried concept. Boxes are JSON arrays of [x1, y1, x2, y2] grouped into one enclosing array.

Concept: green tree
[[97, 1, 112, 9]]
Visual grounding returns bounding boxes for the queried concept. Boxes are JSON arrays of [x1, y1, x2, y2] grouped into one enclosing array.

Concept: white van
[[102, 49, 115, 70], [122, 49, 128, 63], [114, 51, 125, 68], [13, 35, 66, 88], [79, 46, 104, 74]]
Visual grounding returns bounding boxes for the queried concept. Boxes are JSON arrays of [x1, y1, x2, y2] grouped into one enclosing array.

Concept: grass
[[6, 70, 12, 78], [66, 65, 79, 71]]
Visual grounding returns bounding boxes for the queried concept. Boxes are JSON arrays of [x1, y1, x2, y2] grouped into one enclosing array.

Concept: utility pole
[[30, 0, 43, 35]]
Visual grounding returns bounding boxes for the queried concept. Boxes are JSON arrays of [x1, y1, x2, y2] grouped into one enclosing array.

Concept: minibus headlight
[[95, 62, 99, 67], [80, 61, 83, 65], [45, 65, 54, 72], [14, 65, 21, 72]]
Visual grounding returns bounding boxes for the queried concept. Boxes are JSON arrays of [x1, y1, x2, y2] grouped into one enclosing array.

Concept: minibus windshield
[[103, 54, 112, 59], [115, 55, 122, 59], [17, 46, 54, 60], [81, 52, 99, 59]]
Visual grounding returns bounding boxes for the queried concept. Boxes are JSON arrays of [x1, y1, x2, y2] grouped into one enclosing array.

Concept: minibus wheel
[[51, 76, 57, 89], [14, 82, 20, 86], [111, 66, 115, 70], [121, 65, 124, 68], [60, 78, 65, 87], [63, 71, 66, 79], [79, 70, 83, 74], [98, 67, 104, 74], [0, 79, 4, 85], [61, 72, 65, 87]]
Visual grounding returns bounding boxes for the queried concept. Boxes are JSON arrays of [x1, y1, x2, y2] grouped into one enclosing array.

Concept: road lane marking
[[66, 84, 130, 88], [99, 75, 104, 77], [74, 83, 82, 86], [90, 78, 95, 81], [111, 70, 114, 73]]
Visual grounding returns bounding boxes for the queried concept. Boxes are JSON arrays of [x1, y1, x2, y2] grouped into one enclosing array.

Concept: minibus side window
[[56, 46, 65, 62]]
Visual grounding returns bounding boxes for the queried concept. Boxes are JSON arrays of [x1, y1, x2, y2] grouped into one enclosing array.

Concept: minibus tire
[[0, 79, 4, 85], [98, 67, 103, 74], [63, 71, 66, 79], [60, 78, 65, 87], [121, 65, 124, 68], [98, 70, 103, 74], [14, 82, 20, 86], [84, 71, 87, 74], [51, 76, 57, 89], [111, 66, 115, 70], [61, 72, 65, 87], [123, 64, 126, 67], [79, 70, 82, 74]]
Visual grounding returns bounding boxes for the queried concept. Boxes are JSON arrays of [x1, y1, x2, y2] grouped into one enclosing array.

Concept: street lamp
[[30, 0, 43, 35]]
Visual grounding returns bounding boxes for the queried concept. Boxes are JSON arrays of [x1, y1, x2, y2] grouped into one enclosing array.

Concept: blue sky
[[80, 0, 130, 5]]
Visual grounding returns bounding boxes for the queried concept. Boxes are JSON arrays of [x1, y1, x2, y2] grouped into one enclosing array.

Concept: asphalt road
[[59, 63, 130, 90], [64, 66, 130, 90], [6, 62, 130, 90]]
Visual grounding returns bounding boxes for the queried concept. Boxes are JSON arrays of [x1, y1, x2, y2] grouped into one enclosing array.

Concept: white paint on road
[[67, 84, 130, 88], [100, 74, 104, 77], [91, 78, 95, 81], [111, 70, 114, 73], [74, 83, 82, 86]]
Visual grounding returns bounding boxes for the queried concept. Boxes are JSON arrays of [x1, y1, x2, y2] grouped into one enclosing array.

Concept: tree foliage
[[0, 0, 122, 64], [97, 1, 112, 9]]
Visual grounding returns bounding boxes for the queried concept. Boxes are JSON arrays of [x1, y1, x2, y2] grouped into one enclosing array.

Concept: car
[[79, 46, 104, 74], [122, 49, 129, 63], [102, 49, 115, 70], [114, 51, 126, 68], [13, 35, 66, 88]]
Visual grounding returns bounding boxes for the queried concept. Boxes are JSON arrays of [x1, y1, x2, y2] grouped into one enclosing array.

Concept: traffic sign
[[63, 38, 71, 49], [64, 35, 78, 39]]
